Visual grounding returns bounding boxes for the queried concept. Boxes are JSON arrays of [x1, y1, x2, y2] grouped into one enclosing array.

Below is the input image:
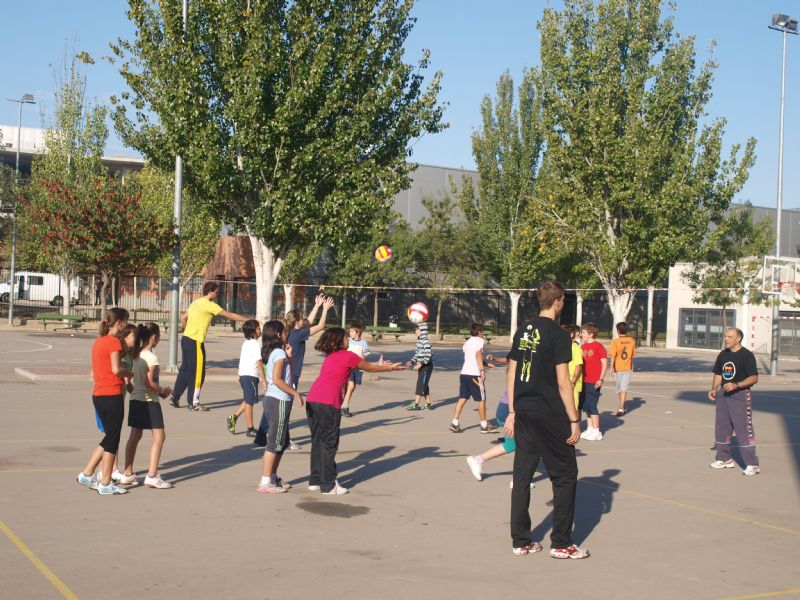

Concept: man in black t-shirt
[[708, 327, 760, 475], [505, 281, 588, 559]]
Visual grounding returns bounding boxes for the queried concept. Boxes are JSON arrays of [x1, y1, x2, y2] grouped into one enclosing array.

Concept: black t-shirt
[[712, 347, 758, 387], [508, 316, 572, 413]]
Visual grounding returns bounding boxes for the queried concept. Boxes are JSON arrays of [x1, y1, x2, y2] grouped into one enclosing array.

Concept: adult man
[[170, 281, 250, 411], [609, 321, 636, 416], [708, 327, 760, 475], [505, 281, 588, 559]]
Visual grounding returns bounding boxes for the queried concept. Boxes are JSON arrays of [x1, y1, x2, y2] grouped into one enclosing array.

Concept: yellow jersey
[[183, 297, 223, 342]]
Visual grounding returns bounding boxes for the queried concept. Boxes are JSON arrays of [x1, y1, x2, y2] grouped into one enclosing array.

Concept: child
[[580, 323, 607, 441], [228, 319, 264, 436], [77, 308, 133, 495], [121, 323, 173, 489], [305, 327, 405, 495], [341, 322, 370, 417], [256, 320, 304, 494], [562, 324, 584, 411], [450, 323, 497, 434], [406, 322, 433, 411], [609, 321, 636, 416]]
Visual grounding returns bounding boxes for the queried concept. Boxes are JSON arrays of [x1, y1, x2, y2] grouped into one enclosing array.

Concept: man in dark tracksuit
[[708, 327, 760, 476]]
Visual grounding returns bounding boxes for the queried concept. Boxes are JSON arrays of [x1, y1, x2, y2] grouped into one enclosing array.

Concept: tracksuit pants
[[511, 410, 578, 549], [714, 388, 758, 466], [306, 402, 341, 493], [172, 336, 206, 407]]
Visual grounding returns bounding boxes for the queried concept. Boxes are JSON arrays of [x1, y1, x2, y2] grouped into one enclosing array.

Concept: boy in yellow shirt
[[562, 325, 583, 409]]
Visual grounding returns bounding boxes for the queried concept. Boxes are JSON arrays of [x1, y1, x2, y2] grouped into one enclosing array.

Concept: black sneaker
[[341, 407, 352, 417], [480, 423, 499, 434], [253, 438, 266, 447], [169, 397, 180, 408], [449, 423, 462, 433], [246, 428, 257, 438]]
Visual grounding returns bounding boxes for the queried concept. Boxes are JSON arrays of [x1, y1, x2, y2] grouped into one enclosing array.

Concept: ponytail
[[99, 307, 129, 337]]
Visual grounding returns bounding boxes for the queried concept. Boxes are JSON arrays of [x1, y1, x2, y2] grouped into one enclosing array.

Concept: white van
[[0, 271, 81, 306]]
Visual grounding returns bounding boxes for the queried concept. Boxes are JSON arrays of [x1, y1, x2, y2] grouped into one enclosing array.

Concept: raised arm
[[306, 293, 325, 325], [309, 297, 335, 336]]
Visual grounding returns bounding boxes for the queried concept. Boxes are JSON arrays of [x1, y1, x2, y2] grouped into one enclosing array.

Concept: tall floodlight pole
[[768, 13, 797, 376], [5, 94, 36, 326], [168, 0, 189, 371]]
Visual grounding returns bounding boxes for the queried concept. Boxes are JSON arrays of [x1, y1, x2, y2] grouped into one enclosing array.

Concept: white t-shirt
[[238, 339, 262, 377], [130, 349, 159, 402], [460, 336, 485, 376]]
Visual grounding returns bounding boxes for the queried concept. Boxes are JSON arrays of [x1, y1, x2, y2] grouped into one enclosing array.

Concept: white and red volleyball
[[407, 302, 429, 324], [374, 245, 393, 263]]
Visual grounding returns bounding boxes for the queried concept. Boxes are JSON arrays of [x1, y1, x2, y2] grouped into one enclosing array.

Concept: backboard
[[762, 255, 800, 302]]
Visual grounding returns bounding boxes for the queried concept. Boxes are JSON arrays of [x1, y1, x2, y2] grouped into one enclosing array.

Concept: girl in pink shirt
[[305, 327, 405, 495]]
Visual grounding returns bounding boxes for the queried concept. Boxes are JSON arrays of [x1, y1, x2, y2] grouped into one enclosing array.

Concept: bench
[[366, 325, 404, 342], [36, 313, 86, 332], [459, 328, 494, 344]]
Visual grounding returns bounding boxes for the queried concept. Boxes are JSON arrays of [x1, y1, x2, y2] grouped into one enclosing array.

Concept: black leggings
[[93, 394, 124, 453]]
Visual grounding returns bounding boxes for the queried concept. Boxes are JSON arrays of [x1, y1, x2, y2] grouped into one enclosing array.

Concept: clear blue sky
[[1, 1, 798, 209]]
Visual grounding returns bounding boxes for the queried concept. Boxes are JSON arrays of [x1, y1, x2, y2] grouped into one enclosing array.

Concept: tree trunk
[[341, 292, 347, 328], [645, 286, 654, 346], [373, 291, 379, 327], [508, 290, 521, 343], [91, 274, 97, 309], [59, 272, 71, 315], [575, 291, 583, 327], [132, 272, 138, 318], [606, 288, 634, 334], [283, 283, 294, 315], [100, 271, 111, 318], [436, 296, 443, 341], [250, 235, 284, 322]]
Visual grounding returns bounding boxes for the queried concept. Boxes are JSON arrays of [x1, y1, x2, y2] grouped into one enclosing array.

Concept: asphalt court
[[1, 328, 799, 600]]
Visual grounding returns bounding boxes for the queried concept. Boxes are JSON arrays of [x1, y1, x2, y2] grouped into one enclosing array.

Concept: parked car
[[0, 271, 81, 306]]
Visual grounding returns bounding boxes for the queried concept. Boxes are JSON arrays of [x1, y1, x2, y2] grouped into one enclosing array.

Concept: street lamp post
[[768, 13, 797, 376], [5, 93, 35, 326]]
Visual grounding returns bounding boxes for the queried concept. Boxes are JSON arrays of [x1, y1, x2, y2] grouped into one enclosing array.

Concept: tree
[[683, 205, 774, 332], [279, 243, 324, 315], [133, 164, 220, 297], [456, 69, 564, 338], [21, 50, 110, 314], [111, 0, 445, 321], [531, 0, 756, 326], [414, 194, 483, 339]]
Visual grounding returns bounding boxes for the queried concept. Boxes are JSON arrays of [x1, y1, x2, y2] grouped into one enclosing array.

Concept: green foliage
[[683, 205, 774, 309], [112, 0, 445, 316], [531, 0, 756, 302]]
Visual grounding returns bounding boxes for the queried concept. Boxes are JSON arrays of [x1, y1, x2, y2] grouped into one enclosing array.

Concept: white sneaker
[[742, 465, 760, 476], [580, 428, 593, 439], [117, 472, 139, 486], [144, 475, 173, 489], [466, 456, 482, 481], [308, 484, 321, 491], [322, 481, 348, 495], [97, 482, 128, 495], [111, 469, 126, 483], [709, 459, 736, 469], [587, 429, 603, 441], [289, 441, 301, 450]]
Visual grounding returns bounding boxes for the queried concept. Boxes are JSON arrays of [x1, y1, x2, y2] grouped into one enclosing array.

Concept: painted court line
[[0, 520, 78, 600], [715, 588, 800, 600], [631, 388, 800, 419]]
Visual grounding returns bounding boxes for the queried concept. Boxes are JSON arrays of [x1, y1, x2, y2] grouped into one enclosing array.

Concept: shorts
[[128, 400, 165, 430], [240, 375, 260, 405], [350, 370, 363, 385], [615, 370, 632, 392], [264, 396, 293, 454], [459, 374, 483, 401], [93, 394, 124, 453], [415, 362, 433, 396], [582, 385, 601, 416]]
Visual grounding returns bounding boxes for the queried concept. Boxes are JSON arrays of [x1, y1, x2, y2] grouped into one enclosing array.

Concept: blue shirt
[[288, 327, 311, 378], [264, 348, 292, 401]]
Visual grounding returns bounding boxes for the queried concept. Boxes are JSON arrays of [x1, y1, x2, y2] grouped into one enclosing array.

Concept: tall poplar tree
[[111, 0, 444, 320], [532, 0, 756, 325]]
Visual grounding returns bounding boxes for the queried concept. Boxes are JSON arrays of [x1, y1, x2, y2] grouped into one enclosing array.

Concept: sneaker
[[227, 414, 237, 433], [289, 441, 301, 450], [116, 472, 139, 486], [424, 403, 432, 411], [97, 483, 128, 495], [169, 397, 180, 408], [580, 428, 593, 440], [273, 477, 292, 490], [111, 469, 125, 483], [550, 545, 590, 559], [709, 459, 736, 469], [466, 456, 483, 481], [406, 402, 421, 411], [308, 484, 321, 491], [256, 482, 287, 494], [322, 481, 349, 495], [512, 542, 543, 556], [341, 407, 352, 417], [253, 438, 267, 448], [480, 423, 499, 434], [449, 423, 462, 433], [743, 465, 761, 476], [144, 475, 172, 489], [246, 428, 257, 438], [76, 472, 98, 490], [193, 403, 210, 412], [585, 429, 603, 441], [616, 407, 625, 417]]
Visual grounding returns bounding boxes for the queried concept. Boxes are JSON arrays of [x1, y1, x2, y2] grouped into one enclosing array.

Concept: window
[[679, 308, 736, 349], [28, 276, 44, 286]]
